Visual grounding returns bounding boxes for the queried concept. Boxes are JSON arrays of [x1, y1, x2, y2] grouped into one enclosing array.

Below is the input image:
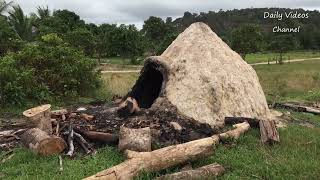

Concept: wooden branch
[[259, 120, 280, 144], [84, 122, 250, 180], [66, 125, 75, 157], [75, 129, 118, 144], [74, 132, 92, 154], [219, 122, 251, 141], [156, 163, 225, 180], [59, 155, 63, 172]]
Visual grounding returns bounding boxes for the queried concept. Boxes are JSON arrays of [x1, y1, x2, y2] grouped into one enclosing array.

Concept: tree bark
[[84, 122, 250, 180], [259, 120, 280, 144], [20, 128, 66, 156], [118, 127, 151, 152], [23, 104, 52, 134], [156, 163, 225, 180], [75, 129, 119, 144]]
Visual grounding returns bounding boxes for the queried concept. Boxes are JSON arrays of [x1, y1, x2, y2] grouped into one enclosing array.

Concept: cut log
[[219, 122, 251, 141], [156, 163, 225, 180], [23, 104, 52, 134], [74, 129, 119, 144], [118, 127, 151, 152], [259, 120, 280, 144], [84, 122, 250, 180], [20, 128, 66, 156]]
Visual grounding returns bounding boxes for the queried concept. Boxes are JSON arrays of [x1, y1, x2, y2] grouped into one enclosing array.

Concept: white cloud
[[14, 0, 320, 29]]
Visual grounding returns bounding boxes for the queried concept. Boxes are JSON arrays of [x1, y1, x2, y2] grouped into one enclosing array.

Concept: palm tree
[[0, 0, 12, 15], [36, 6, 50, 19], [8, 5, 32, 41]]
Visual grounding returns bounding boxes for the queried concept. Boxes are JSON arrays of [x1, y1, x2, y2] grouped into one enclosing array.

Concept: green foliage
[[64, 28, 95, 56], [102, 24, 145, 64], [231, 24, 263, 58], [38, 9, 85, 36], [0, 16, 22, 56], [142, 16, 178, 55], [41, 33, 63, 45], [0, 34, 100, 106]]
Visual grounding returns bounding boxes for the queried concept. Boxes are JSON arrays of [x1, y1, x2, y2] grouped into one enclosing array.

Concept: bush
[[0, 33, 101, 106]]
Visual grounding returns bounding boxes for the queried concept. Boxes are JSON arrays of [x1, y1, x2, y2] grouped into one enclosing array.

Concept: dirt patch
[[66, 101, 215, 147]]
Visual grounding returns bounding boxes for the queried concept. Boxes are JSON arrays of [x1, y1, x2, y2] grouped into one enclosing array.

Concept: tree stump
[[118, 127, 151, 152], [259, 120, 280, 144], [23, 104, 52, 134], [20, 128, 66, 155]]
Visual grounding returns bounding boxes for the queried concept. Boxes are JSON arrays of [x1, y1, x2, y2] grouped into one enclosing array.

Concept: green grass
[[1, 124, 320, 179], [254, 60, 320, 103], [246, 50, 320, 64], [0, 146, 124, 180]]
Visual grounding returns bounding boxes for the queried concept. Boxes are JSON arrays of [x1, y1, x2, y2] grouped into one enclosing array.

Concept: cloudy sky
[[14, 0, 320, 28]]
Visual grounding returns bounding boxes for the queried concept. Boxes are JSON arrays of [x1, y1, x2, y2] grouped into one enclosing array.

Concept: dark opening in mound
[[130, 62, 164, 108]]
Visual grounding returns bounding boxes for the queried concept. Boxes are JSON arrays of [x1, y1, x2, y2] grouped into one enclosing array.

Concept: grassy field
[[1, 60, 320, 179], [255, 60, 320, 103], [95, 51, 320, 65], [245, 50, 320, 64]]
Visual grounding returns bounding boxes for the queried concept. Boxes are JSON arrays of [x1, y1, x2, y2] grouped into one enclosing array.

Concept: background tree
[[142, 16, 167, 55], [230, 24, 263, 59], [269, 34, 299, 64], [64, 28, 95, 57], [0, 16, 21, 55], [8, 5, 33, 41], [38, 9, 84, 36], [0, 33, 101, 105]]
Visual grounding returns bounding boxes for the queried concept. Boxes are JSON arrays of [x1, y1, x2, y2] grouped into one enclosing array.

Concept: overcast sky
[[14, 0, 320, 28]]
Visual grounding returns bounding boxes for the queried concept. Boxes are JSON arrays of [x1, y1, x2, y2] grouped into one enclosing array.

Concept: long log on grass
[[84, 122, 250, 180], [274, 103, 320, 115], [156, 163, 225, 180]]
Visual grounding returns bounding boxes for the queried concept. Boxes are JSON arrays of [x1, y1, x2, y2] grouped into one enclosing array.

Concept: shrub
[[0, 33, 101, 106]]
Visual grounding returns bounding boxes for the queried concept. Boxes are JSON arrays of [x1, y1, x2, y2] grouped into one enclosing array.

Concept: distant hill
[[173, 8, 320, 50]]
